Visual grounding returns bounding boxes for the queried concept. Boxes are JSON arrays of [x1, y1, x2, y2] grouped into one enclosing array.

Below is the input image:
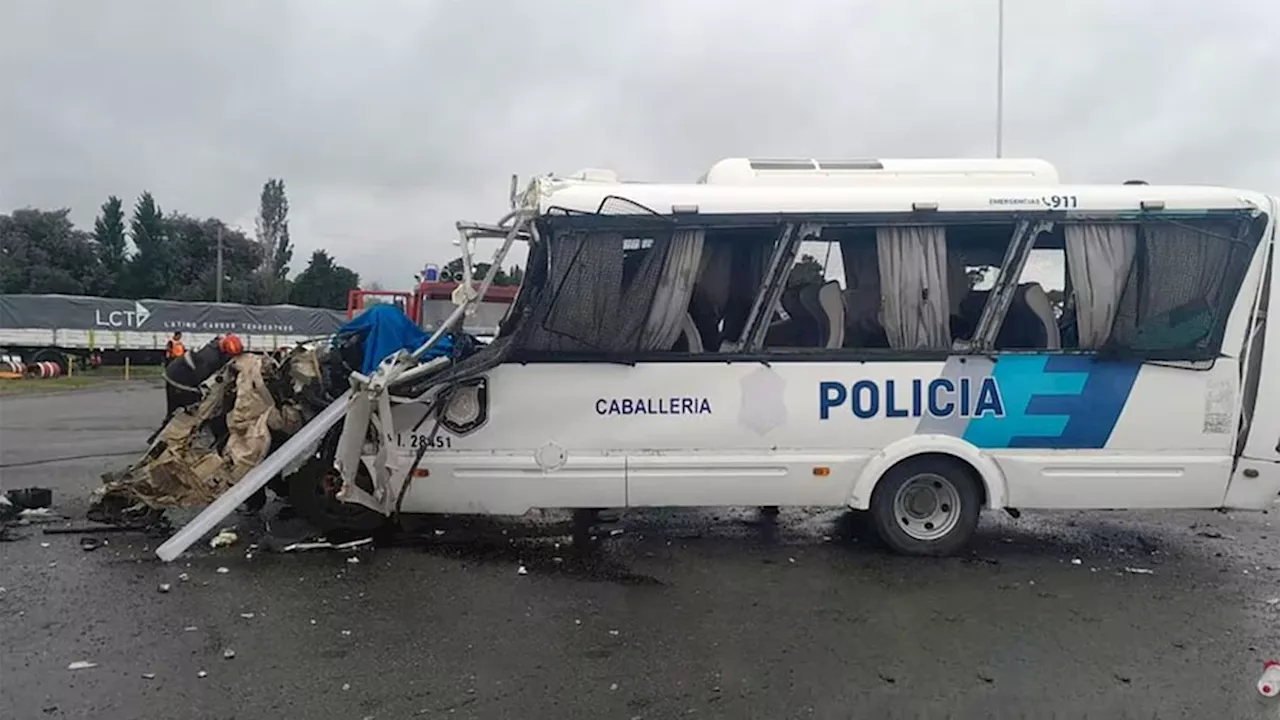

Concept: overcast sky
[[2, 0, 1277, 288]]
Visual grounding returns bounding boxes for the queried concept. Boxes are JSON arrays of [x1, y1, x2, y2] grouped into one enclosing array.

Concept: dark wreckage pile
[[88, 342, 347, 527], [86, 305, 475, 531], [88, 299, 481, 530]]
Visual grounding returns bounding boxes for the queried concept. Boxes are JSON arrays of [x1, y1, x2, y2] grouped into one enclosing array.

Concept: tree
[[787, 254, 826, 287], [255, 178, 292, 279], [127, 192, 169, 298], [0, 208, 107, 295], [93, 196, 128, 294], [289, 249, 360, 310], [162, 215, 262, 302]]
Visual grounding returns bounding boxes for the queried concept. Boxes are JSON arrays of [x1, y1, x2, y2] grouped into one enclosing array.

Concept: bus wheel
[[869, 456, 981, 557]]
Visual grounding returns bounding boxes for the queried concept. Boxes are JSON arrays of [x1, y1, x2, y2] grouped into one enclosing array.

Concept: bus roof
[[698, 157, 1061, 186], [532, 180, 1274, 218]]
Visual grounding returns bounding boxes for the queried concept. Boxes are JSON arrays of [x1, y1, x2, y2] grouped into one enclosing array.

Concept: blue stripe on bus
[[961, 355, 1141, 449]]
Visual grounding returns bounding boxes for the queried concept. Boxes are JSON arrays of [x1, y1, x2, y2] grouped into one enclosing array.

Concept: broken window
[[761, 223, 992, 352], [1106, 216, 1259, 356], [687, 228, 775, 352], [987, 214, 1264, 359], [515, 226, 708, 355]]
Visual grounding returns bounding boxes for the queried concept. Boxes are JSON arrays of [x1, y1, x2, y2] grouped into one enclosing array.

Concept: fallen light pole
[[155, 391, 352, 562]]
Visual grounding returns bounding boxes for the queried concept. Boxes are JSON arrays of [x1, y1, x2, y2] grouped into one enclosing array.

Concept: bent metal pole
[[155, 390, 352, 562]]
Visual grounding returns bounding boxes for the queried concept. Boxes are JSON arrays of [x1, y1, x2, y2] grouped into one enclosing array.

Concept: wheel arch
[[847, 434, 1007, 511]]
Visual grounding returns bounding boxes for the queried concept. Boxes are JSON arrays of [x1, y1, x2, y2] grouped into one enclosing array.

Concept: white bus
[[316, 158, 1280, 557]]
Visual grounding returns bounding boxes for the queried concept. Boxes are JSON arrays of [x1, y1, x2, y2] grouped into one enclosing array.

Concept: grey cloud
[[1, 0, 1277, 286]]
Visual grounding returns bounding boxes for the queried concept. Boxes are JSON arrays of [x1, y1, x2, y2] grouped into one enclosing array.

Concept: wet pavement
[[2, 384, 1280, 719]]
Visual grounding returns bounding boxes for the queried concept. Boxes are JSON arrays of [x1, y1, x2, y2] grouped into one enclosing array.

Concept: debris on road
[[1071, 558, 1083, 565], [223, 648, 236, 660], [197, 670, 208, 679], [88, 349, 326, 525], [1259, 661, 1280, 697], [141, 673, 156, 680], [240, 612, 256, 619], [278, 536, 374, 553], [1124, 567, 1156, 575], [158, 583, 172, 594], [216, 566, 229, 574], [517, 564, 528, 575], [67, 661, 97, 671], [79, 537, 101, 552], [6, 487, 53, 510], [18, 507, 57, 522], [210, 528, 239, 549]]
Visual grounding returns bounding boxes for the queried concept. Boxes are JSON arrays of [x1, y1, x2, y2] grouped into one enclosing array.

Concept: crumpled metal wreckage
[[88, 347, 331, 525]]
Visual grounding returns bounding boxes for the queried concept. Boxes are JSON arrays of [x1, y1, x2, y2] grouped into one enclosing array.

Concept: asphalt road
[[2, 384, 1280, 719]]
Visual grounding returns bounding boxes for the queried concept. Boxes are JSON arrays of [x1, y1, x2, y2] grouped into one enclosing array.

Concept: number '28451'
[[398, 433, 452, 449]]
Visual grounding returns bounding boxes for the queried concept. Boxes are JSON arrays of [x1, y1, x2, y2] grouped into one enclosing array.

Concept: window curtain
[[1064, 223, 1137, 348], [876, 226, 950, 349], [640, 229, 705, 350]]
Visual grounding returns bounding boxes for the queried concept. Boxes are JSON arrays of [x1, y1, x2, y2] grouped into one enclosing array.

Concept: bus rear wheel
[[869, 456, 982, 557]]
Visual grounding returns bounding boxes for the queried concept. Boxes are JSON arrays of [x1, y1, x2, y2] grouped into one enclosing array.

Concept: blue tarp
[[335, 304, 453, 375]]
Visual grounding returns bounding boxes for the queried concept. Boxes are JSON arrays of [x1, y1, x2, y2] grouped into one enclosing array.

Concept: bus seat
[[1017, 283, 1060, 350], [779, 285, 807, 326], [766, 284, 814, 346], [797, 283, 827, 346], [680, 312, 704, 353], [816, 280, 845, 349]]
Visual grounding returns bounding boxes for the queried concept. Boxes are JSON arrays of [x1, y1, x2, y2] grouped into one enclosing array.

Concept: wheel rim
[[892, 472, 962, 541]]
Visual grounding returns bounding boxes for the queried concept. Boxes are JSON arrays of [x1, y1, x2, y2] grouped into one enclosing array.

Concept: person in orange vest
[[164, 332, 186, 362], [162, 333, 245, 416]]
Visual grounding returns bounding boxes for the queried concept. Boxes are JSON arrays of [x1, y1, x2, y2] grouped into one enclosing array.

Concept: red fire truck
[[345, 278, 519, 339]]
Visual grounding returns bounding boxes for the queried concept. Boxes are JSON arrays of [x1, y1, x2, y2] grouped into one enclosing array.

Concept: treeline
[[0, 179, 361, 310]]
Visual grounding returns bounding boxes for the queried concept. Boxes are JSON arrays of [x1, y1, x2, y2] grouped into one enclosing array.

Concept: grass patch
[[0, 376, 112, 396], [0, 365, 166, 396], [86, 364, 166, 379]]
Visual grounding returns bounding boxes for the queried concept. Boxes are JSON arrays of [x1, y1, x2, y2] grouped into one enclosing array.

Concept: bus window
[[688, 228, 776, 352], [984, 214, 1265, 358], [763, 231, 850, 349], [762, 222, 1029, 353], [518, 227, 712, 355]]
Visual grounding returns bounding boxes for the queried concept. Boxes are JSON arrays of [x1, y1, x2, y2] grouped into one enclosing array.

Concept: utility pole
[[995, 0, 1005, 158], [215, 225, 224, 303]]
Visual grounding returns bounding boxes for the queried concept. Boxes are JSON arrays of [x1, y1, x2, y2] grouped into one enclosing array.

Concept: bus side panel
[[386, 365, 628, 515], [1228, 203, 1280, 508], [985, 359, 1236, 509], [391, 357, 1235, 514]]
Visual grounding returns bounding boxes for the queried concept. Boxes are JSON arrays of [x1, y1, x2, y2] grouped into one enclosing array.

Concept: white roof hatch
[[699, 157, 1060, 187]]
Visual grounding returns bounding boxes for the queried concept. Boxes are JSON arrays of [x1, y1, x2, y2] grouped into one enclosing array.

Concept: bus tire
[[869, 455, 982, 557]]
